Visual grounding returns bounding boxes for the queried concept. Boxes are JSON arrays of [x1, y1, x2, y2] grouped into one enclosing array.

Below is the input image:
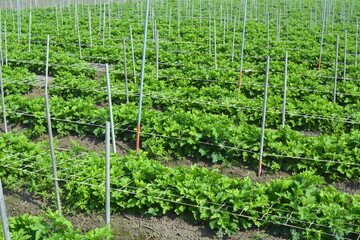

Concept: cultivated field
[[0, 0, 359, 239]]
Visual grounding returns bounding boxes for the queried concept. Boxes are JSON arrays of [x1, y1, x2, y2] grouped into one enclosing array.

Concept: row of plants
[[2, 40, 359, 134], [0, 132, 359, 239], [4, 0, 359, 58], [3, 94, 359, 180], [0, 211, 112, 240]]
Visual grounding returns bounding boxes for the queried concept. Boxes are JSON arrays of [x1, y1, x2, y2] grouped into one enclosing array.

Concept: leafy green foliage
[[0, 133, 359, 238], [0, 211, 112, 240]]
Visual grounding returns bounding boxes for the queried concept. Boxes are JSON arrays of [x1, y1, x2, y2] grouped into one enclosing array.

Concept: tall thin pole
[[44, 93, 62, 212], [355, 18, 359, 66], [28, 11, 32, 52], [168, 8, 172, 37], [258, 56, 270, 177], [122, 39, 129, 103], [155, 29, 159, 80], [105, 64, 116, 153], [213, 19, 217, 69], [129, 26, 136, 83], [76, 5, 82, 59], [318, 0, 327, 71], [231, 16, 236, 62], [333, 34, 339, 103], [105, 122, 111, 227], [88, 6, 93, 48], [343, 30, 347, 81], [55, 5, 59, 35], [281, 52, 288, 127], [102, 8, 106, 47], [0, 179, 10, 240], [45, 35, 50, 91], [238, 0, 247, 92], [16, 0, 20, 44], [0, 36, 7, 134], [4, 21, 8, 66], [44, 35, 61, 212], [135, 0, 150, 155]]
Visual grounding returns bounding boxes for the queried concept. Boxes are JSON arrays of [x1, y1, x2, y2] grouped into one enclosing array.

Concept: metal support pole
[[238, 0, 247, 92], [28, 11, 32, 52], [0, 38, 7, 134], [155, 29, 159, 80], [177, 3, 180, 38], [105, 64, 116, 153], [102, 9, 106, 48], [44, 35, 61, 212], [135, 0, 150, 155], [88, 6, 93, 48], [258, 56, 270, 177], [105, 122, 111, 226], [4, 21, 8, 66], [55, 5, 59, 35], [318, 0, 327, 71], [356, 18, 359, 66], [231, 16, 236, 62], [45, 35, 50, 91], [213, 19, 217, 69], [281, 52, 288, 127], [44, 93, 62, 212], [333, 34, 339, 103], [122, 39, 129, 103], [208, 12, 211, 55], [129, 26, 136, 83], [0, 179, 10, 240], [16, 0, 20, 44], [76, 5, 82, 59], [343, 30, 347, 81], [168, 8, 171, 37]]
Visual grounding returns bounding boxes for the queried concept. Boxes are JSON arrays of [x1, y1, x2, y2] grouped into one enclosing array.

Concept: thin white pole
[[105, 64, 116, 153], [0, 179, 10, 240], [135, 0, 150, 154], [129, 25, 136, 83], [258, 56, 270, 177], [281, 52, 288, 127], [105, 122, 111, 226]]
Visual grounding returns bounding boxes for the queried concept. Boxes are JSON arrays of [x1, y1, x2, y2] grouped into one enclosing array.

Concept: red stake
[[135, 124, 141, 155]]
